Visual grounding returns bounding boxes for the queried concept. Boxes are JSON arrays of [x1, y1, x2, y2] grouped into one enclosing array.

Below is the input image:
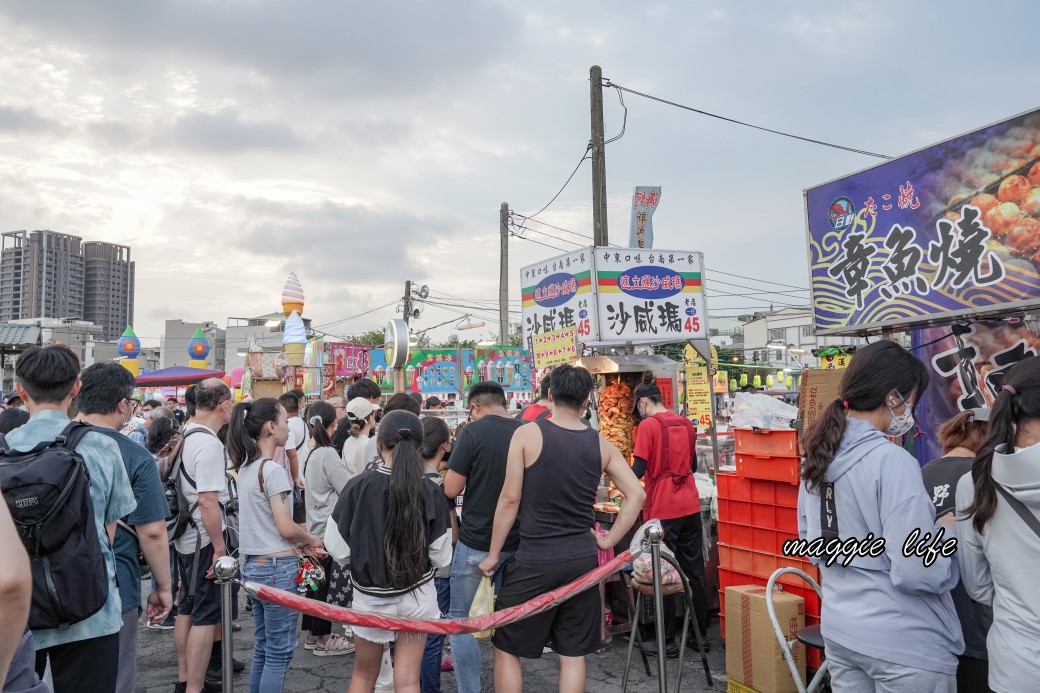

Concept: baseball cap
[[426, 396, 442, 409], [346, 397, 380, 421], [631, 383, 663, 415]]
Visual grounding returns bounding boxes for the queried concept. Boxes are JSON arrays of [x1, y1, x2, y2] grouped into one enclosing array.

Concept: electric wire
[[603, 79, 892, 160], [518, 145, 592, 220]]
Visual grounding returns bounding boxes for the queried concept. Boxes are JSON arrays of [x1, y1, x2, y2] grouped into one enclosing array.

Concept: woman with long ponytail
[[298, 401, 355, 656], [797, 340, 962, 690], [228, 398, 326, 693], [957, 356, 1040, 691], [326, 410, 453, 693]]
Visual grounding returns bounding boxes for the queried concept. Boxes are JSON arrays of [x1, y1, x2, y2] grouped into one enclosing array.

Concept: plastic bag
[[730, 392, 799, 430], [469, 576, 495, 638], [628, 520, 682, 585]]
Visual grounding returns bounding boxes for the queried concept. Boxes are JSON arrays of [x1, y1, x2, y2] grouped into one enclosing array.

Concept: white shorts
[[351, 580, 439, 644]]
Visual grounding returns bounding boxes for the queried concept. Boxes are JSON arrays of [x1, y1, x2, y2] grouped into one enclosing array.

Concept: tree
[[349, 329, 385, 346]]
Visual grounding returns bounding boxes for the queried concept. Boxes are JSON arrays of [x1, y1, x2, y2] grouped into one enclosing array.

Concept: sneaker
[[642, 639, 681, 659], [149, 614, 177, 630], [342, 625, 353, 639], [206, 658, 245, 684], [440, 652, 453, 672]]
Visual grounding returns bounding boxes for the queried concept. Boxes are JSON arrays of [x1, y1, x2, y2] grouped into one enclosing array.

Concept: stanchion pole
[[215, 556, 239, 693], [647, 525, 668, 693]]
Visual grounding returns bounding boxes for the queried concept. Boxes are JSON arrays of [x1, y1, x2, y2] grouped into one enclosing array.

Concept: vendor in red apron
[[632, 379, 710, 656]]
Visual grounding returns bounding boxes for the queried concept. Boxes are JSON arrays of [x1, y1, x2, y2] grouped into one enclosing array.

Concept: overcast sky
[[1, 1, 1037, 349]]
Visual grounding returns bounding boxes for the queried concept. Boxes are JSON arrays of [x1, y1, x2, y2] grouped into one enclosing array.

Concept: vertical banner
[[322, 363, 335, 397], [912, 318, 1039, 465], [629, 186, 662, 249], [685, 364, 713, 430]]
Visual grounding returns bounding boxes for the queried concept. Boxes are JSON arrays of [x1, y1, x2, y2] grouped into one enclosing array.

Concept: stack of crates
[[717, 428, 823, 671]]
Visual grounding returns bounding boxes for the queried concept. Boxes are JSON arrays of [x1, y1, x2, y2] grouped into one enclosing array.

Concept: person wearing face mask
[[798, 340, 962, 692], [957, 357, 1040, 693]]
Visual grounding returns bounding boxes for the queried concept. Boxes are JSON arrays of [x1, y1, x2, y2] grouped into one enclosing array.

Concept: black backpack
[[0, 421, 109, 630]]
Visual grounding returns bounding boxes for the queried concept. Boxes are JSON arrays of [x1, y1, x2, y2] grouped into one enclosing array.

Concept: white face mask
[[885, 392, 915, 437]]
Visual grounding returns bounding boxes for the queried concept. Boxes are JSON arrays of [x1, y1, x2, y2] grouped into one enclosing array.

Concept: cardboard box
[[797, 368, 844, 435], [725, 586, 805, 693]]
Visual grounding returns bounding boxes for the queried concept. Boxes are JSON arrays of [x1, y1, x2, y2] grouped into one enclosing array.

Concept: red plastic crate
[[717, 521, 754, 550], [734, 427, 799, 457], [736, 452, 801, 485], [718, 544, 820, 589], [718, 472, 800, 507]]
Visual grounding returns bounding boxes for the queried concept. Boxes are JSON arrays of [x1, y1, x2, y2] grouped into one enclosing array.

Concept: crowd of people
[[0, 350, 670, 693], [797, 341, 1040, 693]]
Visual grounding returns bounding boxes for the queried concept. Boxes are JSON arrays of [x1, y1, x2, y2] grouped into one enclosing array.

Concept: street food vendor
[[631, 378, 709, 655]]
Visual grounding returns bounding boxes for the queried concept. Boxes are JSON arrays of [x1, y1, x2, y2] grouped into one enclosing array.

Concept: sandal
[[304, 637, 320, 650], [314, 634, 356, 657]]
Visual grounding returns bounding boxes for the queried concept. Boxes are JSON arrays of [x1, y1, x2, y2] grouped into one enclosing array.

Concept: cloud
[[167, 109, 302, 152], [0, 1, 516, 102], [0, 104, 60, 133]]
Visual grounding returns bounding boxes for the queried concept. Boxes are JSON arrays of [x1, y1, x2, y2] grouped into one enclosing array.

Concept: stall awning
[[136, 365, 226, 386], [0, 323, 42, 348]]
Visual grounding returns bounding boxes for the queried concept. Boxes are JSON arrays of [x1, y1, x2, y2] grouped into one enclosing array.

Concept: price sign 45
[[684, 317, 701, 333], [577, 318, 592, 337]]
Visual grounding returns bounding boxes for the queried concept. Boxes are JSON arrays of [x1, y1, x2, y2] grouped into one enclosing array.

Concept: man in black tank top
[[477, 365, 645, 693]]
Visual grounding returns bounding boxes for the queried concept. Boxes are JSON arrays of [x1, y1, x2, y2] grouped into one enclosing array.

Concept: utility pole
[[397, 280, 413, 393], [590, 65, 609, 247], [403, 279, 413, 329], [500, 203, 509, 345]]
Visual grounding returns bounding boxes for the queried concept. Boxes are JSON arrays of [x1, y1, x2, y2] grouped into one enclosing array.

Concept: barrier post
[[215, 556, 239, 693], [647, 525, 668, 693]]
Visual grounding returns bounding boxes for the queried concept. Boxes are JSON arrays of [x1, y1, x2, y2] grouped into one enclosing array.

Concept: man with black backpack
[[172, 378, 237, 693], [0, 345, 136, 693], [76, 362, 173, 693]]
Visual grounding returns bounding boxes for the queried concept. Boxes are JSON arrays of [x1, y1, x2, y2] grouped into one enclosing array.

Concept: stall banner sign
[[463, 346, 533, 393], [322, 363, 336, 397], [629, 186, 662, 249], [911, 318, 1038, 466], [532, 326, 578, 368], [596, 249, 705, 344], [685, 364, 713, 429], [806, 107, 1040, 336], [327, 342, 371, 378], [369, 348, 463, 396], [821, 353, 852, 369], [521, 248, 597, 352], [657, 377, 675, 411]]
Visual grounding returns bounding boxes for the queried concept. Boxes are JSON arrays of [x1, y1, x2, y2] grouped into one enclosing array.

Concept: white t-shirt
[[341, 436, 370, 477], [174, 423, 231, 554], [287, 416, 308, 455]]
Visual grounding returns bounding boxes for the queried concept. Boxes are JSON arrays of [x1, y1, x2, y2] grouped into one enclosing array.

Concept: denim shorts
[[352, 580, 439, 644]]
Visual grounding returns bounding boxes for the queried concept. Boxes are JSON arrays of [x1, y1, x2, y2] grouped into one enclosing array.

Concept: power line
[[603, 79, 892, 160], [508, 229, 568, 253], [310, 300, 399, 329], [705, 268, 808, 291], [428, 290, 520, 306], [519, 145, 592, 220]]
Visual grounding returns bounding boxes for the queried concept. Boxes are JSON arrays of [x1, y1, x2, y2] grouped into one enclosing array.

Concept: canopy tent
[[135, 365, 226, 386]]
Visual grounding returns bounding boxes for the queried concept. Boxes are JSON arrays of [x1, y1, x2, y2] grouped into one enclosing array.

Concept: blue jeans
[[448, 542, 514, 693], [420, 578, 452, 693], [242, 556, 300, 693]]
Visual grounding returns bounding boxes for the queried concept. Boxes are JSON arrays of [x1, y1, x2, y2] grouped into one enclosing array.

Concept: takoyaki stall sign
[[806, 107, 1040, 336], [521, 248, 597, 352]]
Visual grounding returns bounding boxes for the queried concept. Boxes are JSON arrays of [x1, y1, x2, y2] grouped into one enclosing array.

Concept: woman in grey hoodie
[[798, 341, 963, 692], [957, 357, 1040, 693]]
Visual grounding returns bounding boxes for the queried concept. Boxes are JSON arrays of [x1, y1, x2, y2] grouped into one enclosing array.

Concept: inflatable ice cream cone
[[284, 343, 306, 366], [282, 310, 308, 366], [281, 273, 305, 317]]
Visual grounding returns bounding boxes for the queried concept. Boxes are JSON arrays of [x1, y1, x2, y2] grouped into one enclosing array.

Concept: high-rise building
[[82, 241, 135, 342], [0, 230, 134, 341], [0, 230, 84, 322]]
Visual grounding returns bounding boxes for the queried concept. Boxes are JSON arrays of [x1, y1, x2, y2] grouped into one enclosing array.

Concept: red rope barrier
[[244, 549, 636, 635]]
